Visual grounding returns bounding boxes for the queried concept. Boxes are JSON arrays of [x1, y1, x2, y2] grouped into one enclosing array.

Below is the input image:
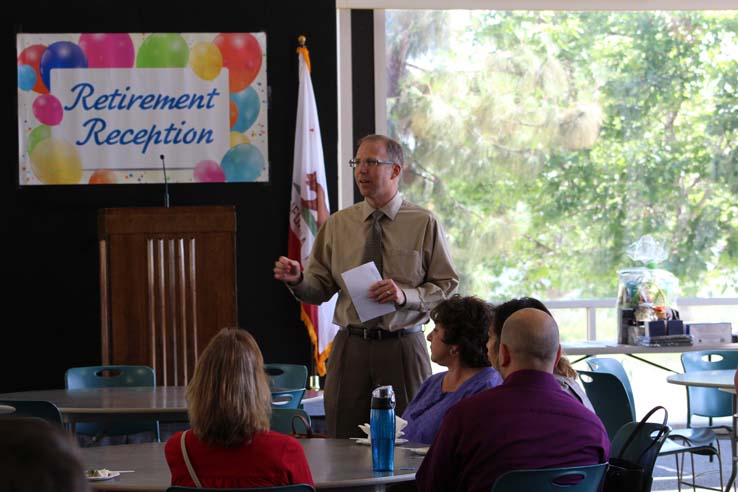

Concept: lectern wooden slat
[[98, 206, 237, 386]]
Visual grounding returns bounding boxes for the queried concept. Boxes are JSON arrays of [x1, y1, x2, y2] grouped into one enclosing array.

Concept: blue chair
[[264, 364, 308, 390], [166, 485, 315, 491], [681, 350, 738, 428], [579, 369, 723, 490], [586, 357, 636, 418], [270, 408, 311, 435], [0, 400, 63, 425], [491, 463, 607, 492], [271, 388, 306, 409], [65, 365, 160, 441]]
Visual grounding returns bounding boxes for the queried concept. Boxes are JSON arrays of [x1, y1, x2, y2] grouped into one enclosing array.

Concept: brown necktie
[[362, 210, 384, 277]]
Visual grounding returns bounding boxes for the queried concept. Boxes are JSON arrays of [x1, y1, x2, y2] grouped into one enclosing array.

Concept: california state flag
[[288, 45, 339, 376]]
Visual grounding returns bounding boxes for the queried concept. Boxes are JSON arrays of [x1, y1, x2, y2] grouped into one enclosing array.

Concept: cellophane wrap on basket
[[616, 236, 680, 344]]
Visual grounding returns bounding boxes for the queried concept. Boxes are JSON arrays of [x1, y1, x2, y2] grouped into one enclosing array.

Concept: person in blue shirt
[[402, 294, 503, 444]]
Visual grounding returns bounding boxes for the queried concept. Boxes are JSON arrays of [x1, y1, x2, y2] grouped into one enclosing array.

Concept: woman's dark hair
[[491, 297, 576, 378], [430, 294, 493, 368], [491, 297, 552, 344]]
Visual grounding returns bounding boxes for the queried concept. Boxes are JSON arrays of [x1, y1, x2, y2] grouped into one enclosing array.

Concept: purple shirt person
[[402, 295, 503, 445], [416, 308, 609, 492]]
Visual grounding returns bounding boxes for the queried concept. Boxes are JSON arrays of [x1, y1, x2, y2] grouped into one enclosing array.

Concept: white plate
[[408, 447, 429, 456], [351, 438, 409, 445], [86, 471, 120, 482]]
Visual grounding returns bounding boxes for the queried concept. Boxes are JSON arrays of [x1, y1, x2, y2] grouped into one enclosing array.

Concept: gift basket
[[616, 235, 685, 345]]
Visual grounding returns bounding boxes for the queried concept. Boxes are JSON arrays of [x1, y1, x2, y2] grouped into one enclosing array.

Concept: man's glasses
[[348, 158, 395, 168]]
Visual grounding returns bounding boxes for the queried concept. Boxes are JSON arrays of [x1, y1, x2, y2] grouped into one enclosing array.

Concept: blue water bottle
[[370, 385, 396, 472]]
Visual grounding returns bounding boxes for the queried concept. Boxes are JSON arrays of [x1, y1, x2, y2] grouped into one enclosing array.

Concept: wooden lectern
[[98, 206, 237, 386]]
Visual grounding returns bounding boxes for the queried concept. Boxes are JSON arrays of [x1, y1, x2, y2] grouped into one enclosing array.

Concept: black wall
[[4, 0, 338, 392]]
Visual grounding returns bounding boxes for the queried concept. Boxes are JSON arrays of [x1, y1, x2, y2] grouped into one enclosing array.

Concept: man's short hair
[[358, 134, 404, 166]]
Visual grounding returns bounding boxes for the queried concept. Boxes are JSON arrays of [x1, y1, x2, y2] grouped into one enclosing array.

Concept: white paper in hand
[[341, 262, 396, 322]]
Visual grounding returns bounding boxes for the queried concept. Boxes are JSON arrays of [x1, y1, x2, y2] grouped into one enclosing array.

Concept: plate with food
[[86, 469, 121, 481], [408, 447, 430, 456]]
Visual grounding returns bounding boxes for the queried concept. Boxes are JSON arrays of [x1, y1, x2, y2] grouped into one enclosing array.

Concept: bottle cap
[[371, 385, 395, 409]]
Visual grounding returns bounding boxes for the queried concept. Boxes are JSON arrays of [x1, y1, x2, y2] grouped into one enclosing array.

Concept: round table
[[80, 439, 423, 491], [666, 369, 736, 492], [0, 387, 321, 428]]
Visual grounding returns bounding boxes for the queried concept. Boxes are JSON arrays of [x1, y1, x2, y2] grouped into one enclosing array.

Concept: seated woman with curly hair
[[402, 295, 503, 444], [165, 328, 314, 489]]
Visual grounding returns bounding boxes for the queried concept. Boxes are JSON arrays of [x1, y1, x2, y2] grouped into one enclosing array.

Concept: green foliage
[[386, 10, 738, 301]]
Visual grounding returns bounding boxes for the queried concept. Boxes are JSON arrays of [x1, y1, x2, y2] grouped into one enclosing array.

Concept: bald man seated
[[415, 308, 610, 492]]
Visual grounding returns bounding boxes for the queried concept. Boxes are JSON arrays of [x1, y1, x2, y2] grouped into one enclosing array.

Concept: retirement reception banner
[[16, 33, 268, 185]]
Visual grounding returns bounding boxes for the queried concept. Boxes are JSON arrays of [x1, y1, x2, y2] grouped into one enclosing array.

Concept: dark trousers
[[324, 328, 431, 438]]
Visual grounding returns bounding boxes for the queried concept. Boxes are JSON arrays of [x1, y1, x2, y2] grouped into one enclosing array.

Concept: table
[[80, 439, 422, 491], [0, 387, 322, 429], [562, 342, 738, 372], [666, 369, 736, 492]]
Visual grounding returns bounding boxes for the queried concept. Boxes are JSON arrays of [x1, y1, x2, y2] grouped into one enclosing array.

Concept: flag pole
[[297, 34, 321, 392]]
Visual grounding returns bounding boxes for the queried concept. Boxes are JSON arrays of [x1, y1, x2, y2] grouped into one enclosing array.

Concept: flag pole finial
[[297, 35, 306, 47]]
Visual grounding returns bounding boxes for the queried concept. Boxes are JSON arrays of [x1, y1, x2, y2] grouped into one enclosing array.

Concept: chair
[[270, 408, 311, 435], [681, 350, 738, 428], [264, 364, 308, 390], [166, 485, 315, 491], [579, 369, 723, 491], [491, 463, 607, 492], [0, 400, 63, 425], [65, 365, 160, 441], [586, 357, 636, 418], [609, 419, 671, 492], [271, 388, 306, 409]]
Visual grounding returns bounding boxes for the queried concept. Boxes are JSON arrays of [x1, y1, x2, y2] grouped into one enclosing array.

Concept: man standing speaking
[[275, 134, 458, 438]]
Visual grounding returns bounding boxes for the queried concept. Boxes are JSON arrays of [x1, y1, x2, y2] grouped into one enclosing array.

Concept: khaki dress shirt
[[291, 193, 459, 331]]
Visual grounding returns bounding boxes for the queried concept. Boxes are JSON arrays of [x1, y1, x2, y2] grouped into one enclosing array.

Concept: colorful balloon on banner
[[221, 143, 265, 182], [39, 41, 88, 91], [229, 131, 250, 148], [28, 125, 51, 154], [230, 86, 260, 133], [193, 160, 226, 182], [32, 94, 64, 126], [190, 42, 222, 81], [89, 169, 118, 184], [213, 33, 262, 93], [79, 33, 135, 68], [18, 64, 37, 91], [136, 33, 189, 68], [30, 138, 82, 184], [17, 44, 49, 93]]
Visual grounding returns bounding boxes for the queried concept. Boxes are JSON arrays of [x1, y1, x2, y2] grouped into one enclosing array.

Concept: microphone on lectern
[[160, 154, 170, 208]]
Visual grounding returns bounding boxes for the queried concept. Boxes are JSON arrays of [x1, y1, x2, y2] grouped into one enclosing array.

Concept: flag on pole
[[289, 40, 339, 376]]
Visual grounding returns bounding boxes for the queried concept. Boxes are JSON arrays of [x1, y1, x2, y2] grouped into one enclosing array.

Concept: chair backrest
[[610, 421, 671, 492], [586, 357, 636, 418], [271, 388, 306, 409], [64, 365, 158, 438], [681, 350, 738, 424], [166, 485, 316, 491], [65, 365, 156, 389], [270, 408, 311, 435], [0, 400, 63, 425], [264, 364, 308, 390], [578, 370, 635, 440], [491, 463, 608, 492]]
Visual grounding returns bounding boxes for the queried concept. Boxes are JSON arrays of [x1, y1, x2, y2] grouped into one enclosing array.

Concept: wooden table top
[[81, 439, 423, 491]]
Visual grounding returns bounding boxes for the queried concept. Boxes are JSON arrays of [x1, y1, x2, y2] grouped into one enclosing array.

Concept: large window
[[384, 10, 738, 314]]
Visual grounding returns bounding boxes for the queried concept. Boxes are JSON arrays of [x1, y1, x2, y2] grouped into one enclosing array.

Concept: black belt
[[344, 325, 422, 340]]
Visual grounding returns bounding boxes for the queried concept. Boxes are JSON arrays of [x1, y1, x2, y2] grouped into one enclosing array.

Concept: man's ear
[[391, 164, 402, 179], [500, 343, 512, 368], [554, 344, 562, 368]]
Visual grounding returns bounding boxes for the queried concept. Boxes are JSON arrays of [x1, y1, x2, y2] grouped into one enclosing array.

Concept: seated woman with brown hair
[[165, 328, 314, 489], [402, 295, 503, 444]]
